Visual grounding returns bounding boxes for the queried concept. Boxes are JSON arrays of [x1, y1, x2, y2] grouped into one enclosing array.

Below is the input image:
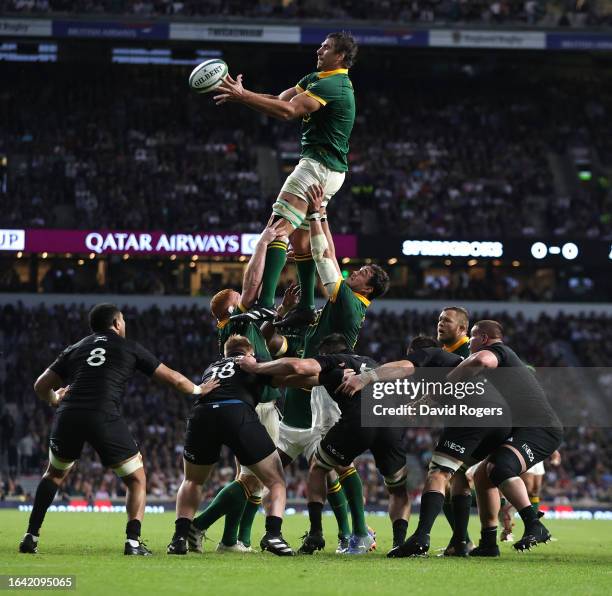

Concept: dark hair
[[327, 31, 358, 68], [366, 264, 390, 300], [442, 306, 470, 328], [318, 333, 349, 355], [89, 303, 121, 333], [408, 335, 439, 353], [474, 320, 504, 339]]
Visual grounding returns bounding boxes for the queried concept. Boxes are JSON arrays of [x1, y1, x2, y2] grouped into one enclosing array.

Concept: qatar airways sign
[[0, 229, 357, 258]]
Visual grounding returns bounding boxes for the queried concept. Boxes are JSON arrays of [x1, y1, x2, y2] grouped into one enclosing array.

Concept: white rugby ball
[[189, 59, 228, 94]]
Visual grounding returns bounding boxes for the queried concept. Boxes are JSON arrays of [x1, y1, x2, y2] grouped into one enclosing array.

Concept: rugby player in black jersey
[[19, 303, 218, 556], [167, 335, 294, 557], [447, 320, 563, 555], [238, 333, 410, 555], [338, 335, 511, 558]]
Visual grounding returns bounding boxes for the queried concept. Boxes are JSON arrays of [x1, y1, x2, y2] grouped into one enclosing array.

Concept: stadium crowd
[[2, 63, 611, 240], [1, 302, 610, 506], [1, 0, 610, 27]]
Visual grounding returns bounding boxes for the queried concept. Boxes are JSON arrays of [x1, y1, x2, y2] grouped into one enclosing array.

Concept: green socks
[[238, 494, 262, 547], [259, 240, 288, 308], [327, 479, 351, 538], [294, 252, 316, 310], [339, 468, 368, 537], [192, 480, 248, 540]]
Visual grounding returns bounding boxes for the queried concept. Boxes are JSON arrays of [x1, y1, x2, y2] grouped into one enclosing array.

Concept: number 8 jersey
[[49, 332, 160, 414], [199, 357, 272, 409]]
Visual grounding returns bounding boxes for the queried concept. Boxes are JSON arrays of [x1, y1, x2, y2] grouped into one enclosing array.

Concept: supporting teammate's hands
[[214, 74, 245, 105], [236, 354, 258, 373], [336, 370, 365, 397], [280, 283, 300, 312], [260, 219, 285, 245], [306, 184, 324, 215], [199, 378, 220, 396]]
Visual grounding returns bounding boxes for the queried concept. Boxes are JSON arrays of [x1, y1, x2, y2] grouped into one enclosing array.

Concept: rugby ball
[[189, 59, 228, 94]]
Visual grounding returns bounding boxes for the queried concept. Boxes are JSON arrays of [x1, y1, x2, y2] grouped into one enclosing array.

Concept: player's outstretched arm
[[214, 74, 321, 121], [238, 354, 322, 378], [336, 360, 416, 396], [446, 350, 498, 382], [240, 220, 284, 310], [307, 185, 341, 293], [153, 364, 219, 396], [34, 369, 67, 407]]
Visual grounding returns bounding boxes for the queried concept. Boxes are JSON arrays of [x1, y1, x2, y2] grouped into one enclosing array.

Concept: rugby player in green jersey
[[214, 32, 358, 328], [262, 185, 390, 553], [189, 221, 285, 554]]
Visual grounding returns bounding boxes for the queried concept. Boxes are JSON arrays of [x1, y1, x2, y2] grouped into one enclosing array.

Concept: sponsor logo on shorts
[[444, 440, 465, 454], [49, 440, 59, 453], [522, 443, 535, 462]]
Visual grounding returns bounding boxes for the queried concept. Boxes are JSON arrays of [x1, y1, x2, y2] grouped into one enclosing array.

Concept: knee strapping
[[272, 198, 305, 229], [488, 449, 522, 487], [112, 453, 143, 477]]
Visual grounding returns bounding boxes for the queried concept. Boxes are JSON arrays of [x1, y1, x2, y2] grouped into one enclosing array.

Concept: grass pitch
[[1, 510, 610, 595]]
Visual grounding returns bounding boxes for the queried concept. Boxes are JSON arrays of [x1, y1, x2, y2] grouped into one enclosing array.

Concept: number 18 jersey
[[199, 357, 272, 409], [49, 331, 160, 415]]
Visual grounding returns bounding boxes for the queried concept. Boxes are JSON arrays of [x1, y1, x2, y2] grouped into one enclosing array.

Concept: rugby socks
[[27, 478, 58, 536], [481, 526, 498, 547], [265, 515, 282, 537], [294, 253, 316, 310], [392, 519, 409, 546], [238, 494, 262, 547], [192, 480, 248, 532], [518, 505, 539, 527], [450, 494, 472, 544], [307, 502, 324, 534], [339, 468, 368, 537], [126, 519, 141, 541], [259, 240, 288, 308], [530, 496, 540, 513], [327, 479, 351, 538], [174, 517, 191, 540], [442, 498, 455, 531], [414, 491, 445, 540]]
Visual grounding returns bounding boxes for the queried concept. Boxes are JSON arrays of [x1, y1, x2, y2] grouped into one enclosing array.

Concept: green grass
[[1, 511, 610, 595]]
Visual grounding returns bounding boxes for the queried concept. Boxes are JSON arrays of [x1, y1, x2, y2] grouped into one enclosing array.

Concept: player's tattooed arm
[[336, 360, 416, 396], [240, 220, 284, 309], [214, 74, 320, 120], [34, 369, 68, 407], [153, 364, 220, 395], [446, 350, 499, 382]]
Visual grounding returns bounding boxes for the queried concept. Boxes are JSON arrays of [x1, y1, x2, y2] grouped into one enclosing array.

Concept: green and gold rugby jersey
[[217, 310, 280, 404], [443, 336, 470, 360], [296, 69, 355, 173], [282, 280, 370, 428]]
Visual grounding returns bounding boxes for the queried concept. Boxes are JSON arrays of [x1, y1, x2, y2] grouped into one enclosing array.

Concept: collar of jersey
[[318, 68, 348, 78], [443, 336, 469, 353], [352, 292, 371, 307]]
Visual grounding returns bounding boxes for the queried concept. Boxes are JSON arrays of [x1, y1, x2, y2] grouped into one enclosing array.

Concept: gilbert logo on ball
[[189, 59, 229, 94]]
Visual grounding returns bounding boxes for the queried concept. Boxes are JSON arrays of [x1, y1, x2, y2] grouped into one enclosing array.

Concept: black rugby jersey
[[50, 331, 160, 414], [199, 357, 272, 409], [314, 352, 378, 417]]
